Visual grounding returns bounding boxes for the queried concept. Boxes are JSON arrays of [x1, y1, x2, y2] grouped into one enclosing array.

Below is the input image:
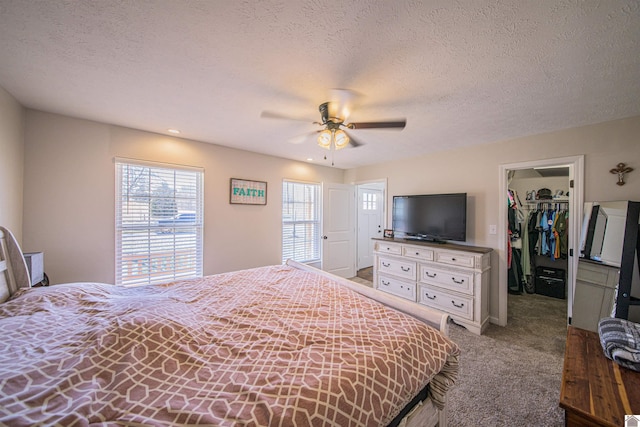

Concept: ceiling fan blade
[[343, 130, 363, 148], [261, 110, 316, 123], [288, 130, 320, 144], [347, 120, 406, 130]]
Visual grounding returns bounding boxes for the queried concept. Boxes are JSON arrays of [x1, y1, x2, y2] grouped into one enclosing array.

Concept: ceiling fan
[[260, 89, 406, 151]]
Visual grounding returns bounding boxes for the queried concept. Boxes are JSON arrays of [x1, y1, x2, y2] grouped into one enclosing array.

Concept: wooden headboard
[[0, 227, 30, 303]]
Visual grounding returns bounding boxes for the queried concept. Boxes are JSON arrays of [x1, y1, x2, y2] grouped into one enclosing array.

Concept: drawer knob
[[451, 301, 465, 308], [415, 252, 420, 255], [382, 280, 390, 286], [451, 258, 457, 261], [401, 266, 411, 272], [382, 262, 390, 267], [425, 293, 436, 300], [425, 272, 437, 278], [452, 278, 465, 284]]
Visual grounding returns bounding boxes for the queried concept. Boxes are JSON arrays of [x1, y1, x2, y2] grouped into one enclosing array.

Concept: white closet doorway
[[498, 156, 584, 327]]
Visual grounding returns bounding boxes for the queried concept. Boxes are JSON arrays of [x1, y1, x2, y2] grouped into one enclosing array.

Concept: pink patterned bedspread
[[0, 265, 459, 426]]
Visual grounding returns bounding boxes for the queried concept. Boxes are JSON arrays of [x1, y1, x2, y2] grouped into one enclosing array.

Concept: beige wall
[[17, 106, 640, 321], [345, 115, 640, 321], [23, 110, 344, 285], [0, 87, 24, 242]]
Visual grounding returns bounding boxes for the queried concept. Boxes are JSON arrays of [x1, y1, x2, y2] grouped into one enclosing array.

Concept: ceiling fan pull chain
[[331, 144, 335, 166]]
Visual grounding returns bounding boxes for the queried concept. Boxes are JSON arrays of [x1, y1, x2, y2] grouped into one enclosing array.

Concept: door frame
[[497, 155, 584, 326]]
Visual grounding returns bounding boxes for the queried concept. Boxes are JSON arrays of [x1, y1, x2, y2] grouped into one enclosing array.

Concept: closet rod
[[525, 201, 569, 209]]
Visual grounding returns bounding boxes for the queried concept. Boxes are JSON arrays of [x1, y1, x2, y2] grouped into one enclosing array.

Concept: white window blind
[[116, 160, 203, 286], [282, 180, 321, 263]]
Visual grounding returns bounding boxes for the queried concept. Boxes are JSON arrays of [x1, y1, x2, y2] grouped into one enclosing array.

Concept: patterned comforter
[[0, 265, 459, 426]]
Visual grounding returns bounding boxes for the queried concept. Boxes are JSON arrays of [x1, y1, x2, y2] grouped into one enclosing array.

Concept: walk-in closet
[[507, 167, 571, 301]]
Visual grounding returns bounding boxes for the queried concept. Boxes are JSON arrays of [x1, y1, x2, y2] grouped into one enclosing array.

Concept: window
[[282, 180, 321, 263], [362, 191, 378, 211], [116, 160, 203, 286]]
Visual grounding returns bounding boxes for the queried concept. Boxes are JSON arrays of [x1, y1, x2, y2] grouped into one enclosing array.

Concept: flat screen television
[[392, 193, 467, 243]]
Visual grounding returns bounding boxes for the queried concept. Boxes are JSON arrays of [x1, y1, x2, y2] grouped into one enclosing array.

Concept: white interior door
[[357, 186, 384, 270], [322, 183, 355, 278]]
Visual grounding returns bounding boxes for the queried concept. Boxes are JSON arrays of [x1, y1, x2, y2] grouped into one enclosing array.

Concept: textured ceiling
[[0, 0, 639, 169]]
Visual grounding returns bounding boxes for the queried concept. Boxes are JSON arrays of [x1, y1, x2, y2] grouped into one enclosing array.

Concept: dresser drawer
[[377, 274, 417, 301], [419, 285, 473, 320], [435, 251, 475, 268], [402, 246, 434, 261], [378, 257, 417, 281], [375, 242, 402, 255], [419, 264, 474, 295]]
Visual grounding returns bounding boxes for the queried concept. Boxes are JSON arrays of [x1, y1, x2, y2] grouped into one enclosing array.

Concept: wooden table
[[560, 326, 640, 427]]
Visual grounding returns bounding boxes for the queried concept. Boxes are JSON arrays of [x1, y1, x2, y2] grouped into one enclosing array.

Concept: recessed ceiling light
[[167, 129, 181, 134], [306, 158, 314, 162]]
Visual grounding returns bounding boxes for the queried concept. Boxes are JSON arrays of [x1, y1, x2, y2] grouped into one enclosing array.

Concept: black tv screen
[[392, 193, 467, 242]]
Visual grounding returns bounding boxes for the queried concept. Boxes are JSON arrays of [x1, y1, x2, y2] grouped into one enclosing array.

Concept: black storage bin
[[535, 266, 566, 299]]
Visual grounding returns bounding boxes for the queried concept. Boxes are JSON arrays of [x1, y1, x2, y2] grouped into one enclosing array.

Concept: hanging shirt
[[540, 210, 550, 255], [548, 210, 556, 259], [557, 210, 568, 258], [521, 217, 531, 276], [528, 211, 540, 256]]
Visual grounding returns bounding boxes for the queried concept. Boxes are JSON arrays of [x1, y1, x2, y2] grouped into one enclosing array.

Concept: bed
[[0, 228, 459, 426]]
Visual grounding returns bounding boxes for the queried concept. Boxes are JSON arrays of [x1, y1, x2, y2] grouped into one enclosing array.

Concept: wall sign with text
[[230, 178, 267, 205]]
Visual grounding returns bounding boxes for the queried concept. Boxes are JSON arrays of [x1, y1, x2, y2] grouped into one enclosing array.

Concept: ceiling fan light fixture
[[334, 129, 349, 150], [263, 90, 405, 154], [318, 129, 332, 149]]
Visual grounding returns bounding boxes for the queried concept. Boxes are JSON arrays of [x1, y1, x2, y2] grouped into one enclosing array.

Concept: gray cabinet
[[572, 260, 619, 332]]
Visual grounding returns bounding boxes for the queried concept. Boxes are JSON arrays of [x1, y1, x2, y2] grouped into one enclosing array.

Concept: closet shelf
[[525, 197, 569, 204]]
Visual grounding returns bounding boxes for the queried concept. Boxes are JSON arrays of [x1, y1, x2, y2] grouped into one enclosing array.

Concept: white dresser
[[373, 238, 492, 335]]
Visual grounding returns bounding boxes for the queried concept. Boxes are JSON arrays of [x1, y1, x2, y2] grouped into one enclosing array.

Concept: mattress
[[0, 264, 459, 426]]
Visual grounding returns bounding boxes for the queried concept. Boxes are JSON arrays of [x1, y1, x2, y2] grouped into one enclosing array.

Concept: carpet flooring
[[351, 268, 567, 426], [356, 266, 373, 282]]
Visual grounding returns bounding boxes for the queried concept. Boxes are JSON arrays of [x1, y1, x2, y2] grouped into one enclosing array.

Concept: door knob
[[322, 236, 328, 239]]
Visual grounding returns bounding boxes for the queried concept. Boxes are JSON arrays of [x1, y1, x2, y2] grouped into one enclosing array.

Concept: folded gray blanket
[[598, 317, 640, 372]]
